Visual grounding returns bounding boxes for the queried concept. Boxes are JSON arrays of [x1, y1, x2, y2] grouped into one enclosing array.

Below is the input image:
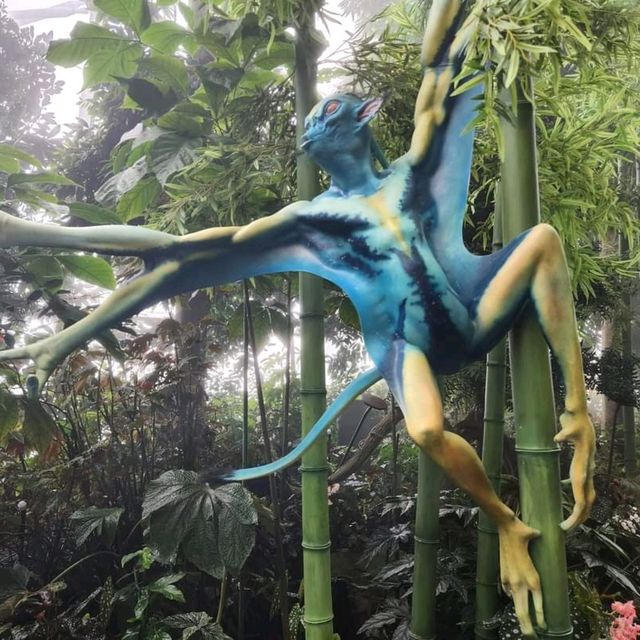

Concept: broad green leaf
[[140, 22, 193, 54], [95, 158, 148, 207], [8, 171, 76, 188], [149, 494, 202, 559], [58, 255, 116, 290], [94, 0, 150, 34], [47, 23, 131, 67], [215, 484, 256, 573], [21, 400, 57, 454], [25, 256, 64, 291], [117, 176, 161, 221], [148, 573, 186, 603], [68, 203, 122, 225], [143, 471, 255, 576], [150, 134, 201, 185], [83, 42, 143, 89], [252, 40, 294, 70], [142, 470, 204, 519], [163, 612, 230, 640], [182, 510, 224, 578], [0, 390, 19, 444], [0, 565, 31, 602], [115, 77, 171, 111], [157, 102, 211, 137], [70, 506, 124, 546], [138, 54, 190, 95], [163, 612, 212, 630], [134, 588, 149, 619]]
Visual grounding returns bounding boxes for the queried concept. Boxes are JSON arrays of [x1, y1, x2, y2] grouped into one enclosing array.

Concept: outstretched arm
[[0, 201, 320, 396], [407, 0, 472, 165]]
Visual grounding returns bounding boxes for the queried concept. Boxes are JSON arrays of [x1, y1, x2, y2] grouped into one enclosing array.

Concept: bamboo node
[[299, 465, 329, 472], [301, 540, 332, 551], [303, 614, 335, 625], [300, 388, 326, 395], [414, 535, 439, 546], [514, 446, 560, 455]]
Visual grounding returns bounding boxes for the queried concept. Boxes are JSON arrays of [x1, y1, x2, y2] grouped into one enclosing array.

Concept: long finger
[[532, 586, 546, 631], [513, 588, 536, 638]]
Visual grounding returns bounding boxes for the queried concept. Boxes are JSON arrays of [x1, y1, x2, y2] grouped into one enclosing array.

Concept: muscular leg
[[473, 223, 596, 530], [381, 341, 545, 637]]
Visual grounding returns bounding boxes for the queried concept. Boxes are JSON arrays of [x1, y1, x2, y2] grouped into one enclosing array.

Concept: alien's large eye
[[323, 100, 340, 117]]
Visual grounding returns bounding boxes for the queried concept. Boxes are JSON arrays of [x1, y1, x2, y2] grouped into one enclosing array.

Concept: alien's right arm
[[407, 0, 473, 165]]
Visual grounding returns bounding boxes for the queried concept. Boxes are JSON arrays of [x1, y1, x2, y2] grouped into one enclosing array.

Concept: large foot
[[0, 339, 58, 398], [498, 517, 546, 638], [554, 410, 596, 530]]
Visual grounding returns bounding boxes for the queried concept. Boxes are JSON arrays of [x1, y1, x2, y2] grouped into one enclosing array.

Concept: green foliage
[[163, 612, 232, 640], [57, 255, 117, 290], [70, 505, 124, 545], [142, 470, 257, 577], [67, 202, 122, 225], [0, 5, 61, 157]]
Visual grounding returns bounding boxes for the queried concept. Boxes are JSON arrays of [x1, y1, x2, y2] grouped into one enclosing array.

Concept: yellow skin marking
[[409, 65, 453, 164], [421, 0, 461, 65], [365, 191, 410, 254]]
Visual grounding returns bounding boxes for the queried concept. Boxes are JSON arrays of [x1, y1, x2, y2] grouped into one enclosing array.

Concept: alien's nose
[[299, 134, 313, 153]]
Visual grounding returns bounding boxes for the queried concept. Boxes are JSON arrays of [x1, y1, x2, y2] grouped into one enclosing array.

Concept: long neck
[[324, 152, 379, 196]]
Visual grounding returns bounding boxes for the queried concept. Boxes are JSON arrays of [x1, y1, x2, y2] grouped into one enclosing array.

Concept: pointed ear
[[357, 97, 384, 125]]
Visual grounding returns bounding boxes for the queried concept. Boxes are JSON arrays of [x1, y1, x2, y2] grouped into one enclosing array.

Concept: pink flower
[[610, 601, 640, 640], [613, 602, 637, 619]]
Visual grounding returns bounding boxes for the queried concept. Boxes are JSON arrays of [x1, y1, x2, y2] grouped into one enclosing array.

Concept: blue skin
[[0, 67, 529, 476], [225, 79, 529, 480]]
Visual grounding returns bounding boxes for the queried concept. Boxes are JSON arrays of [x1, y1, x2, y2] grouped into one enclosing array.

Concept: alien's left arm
[[0, 201, 334, 396]]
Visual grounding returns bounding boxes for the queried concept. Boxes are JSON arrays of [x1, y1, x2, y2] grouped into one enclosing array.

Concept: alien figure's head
[[300, 94, 383, 176]]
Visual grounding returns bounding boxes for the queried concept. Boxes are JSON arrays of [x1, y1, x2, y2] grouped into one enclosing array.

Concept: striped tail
[[217, 367, 382, 482]]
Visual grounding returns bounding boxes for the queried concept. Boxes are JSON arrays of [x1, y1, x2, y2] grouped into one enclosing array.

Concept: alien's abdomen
[[351, 245, 475, 374]]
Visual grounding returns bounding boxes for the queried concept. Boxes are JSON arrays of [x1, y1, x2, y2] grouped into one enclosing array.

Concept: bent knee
[[406, 420, 445, 451], [533, 223, 562, 252]]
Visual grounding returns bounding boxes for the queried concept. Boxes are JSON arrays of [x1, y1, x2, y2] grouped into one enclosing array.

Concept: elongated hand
[[554, 410, 596, 530]]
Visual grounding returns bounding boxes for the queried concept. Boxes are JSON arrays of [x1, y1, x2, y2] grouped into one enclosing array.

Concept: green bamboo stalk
[[619, 232, 638, 477], [499, 80, 572, 639], [410, 450, 443, 640], [294, 10, 335, 640], [475, 189, 507, 640]]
